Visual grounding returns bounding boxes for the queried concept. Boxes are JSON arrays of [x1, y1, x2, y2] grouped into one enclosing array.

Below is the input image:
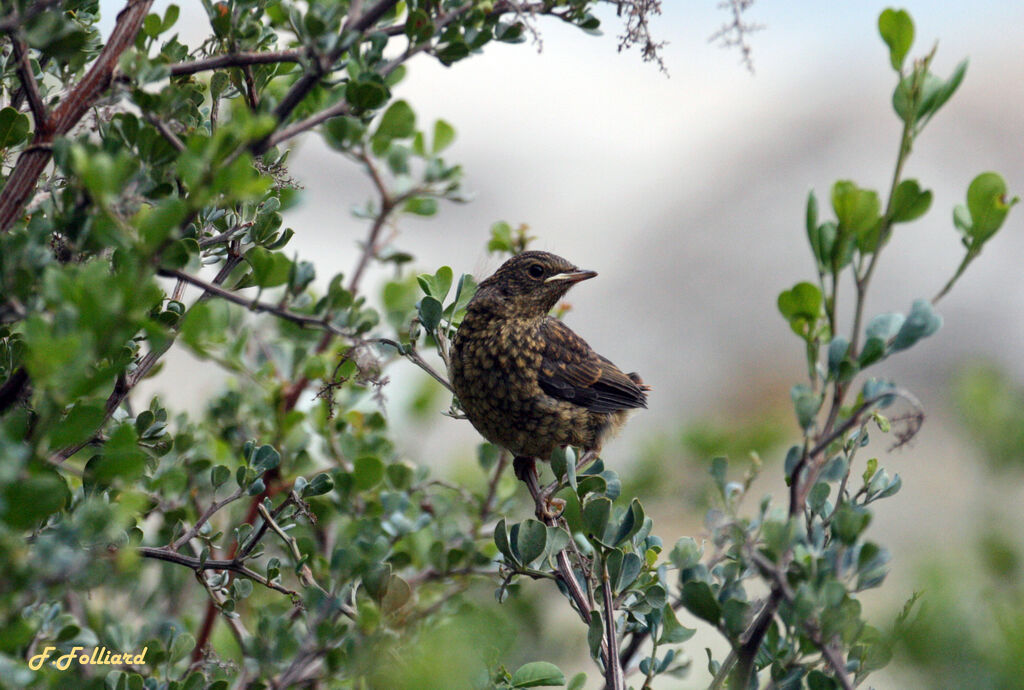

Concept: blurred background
[[102, 0, 1024, 686]]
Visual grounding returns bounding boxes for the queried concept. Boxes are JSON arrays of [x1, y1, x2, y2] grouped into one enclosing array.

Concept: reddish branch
[[9, 35, 49, 129], [0, 0, 155, 233]]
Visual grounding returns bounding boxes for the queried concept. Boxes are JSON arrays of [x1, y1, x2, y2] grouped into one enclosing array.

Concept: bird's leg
[[513, 456, 565, 520]]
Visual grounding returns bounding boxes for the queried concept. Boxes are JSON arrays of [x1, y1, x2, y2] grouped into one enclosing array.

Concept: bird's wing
[[537, 318, 648, 413]]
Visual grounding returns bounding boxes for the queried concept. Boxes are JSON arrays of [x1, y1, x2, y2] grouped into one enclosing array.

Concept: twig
[[251, 0, 402, 155], [137, 546, 300, 598], [479, 451, 511, 523], [170, 486, 245, 551], [256, 502, 329, 595], [143, 111, 186, 152], [194, 569, 250, 655], [168, 49, 306, 76], [9, 35, 49, 130], [0, 0, 62, 32], [157, 268, 344, 336]]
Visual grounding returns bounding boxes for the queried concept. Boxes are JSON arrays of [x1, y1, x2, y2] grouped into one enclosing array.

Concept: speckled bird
[[450, 251, 648, 469]]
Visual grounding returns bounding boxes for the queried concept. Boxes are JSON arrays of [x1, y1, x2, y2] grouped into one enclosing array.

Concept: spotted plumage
[[450, 251, 648, 461]]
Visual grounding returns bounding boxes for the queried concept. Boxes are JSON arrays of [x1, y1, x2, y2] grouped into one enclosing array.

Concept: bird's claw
[[537, 491, 566, 520]]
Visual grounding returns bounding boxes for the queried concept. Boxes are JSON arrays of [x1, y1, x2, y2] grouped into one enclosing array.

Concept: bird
[[449, 250, 649, 515]]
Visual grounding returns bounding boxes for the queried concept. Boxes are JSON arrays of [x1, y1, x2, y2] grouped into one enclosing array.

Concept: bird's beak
[[545, 269, 597, 284]]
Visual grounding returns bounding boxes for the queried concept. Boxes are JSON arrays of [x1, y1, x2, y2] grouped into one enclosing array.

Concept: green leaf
[[681, 581, 721, 625], [417, 296, 443, 333], [375, 100, 416, 140], [889, 299, 942, 352], [494, 518, 517, 565], [659, 604, 697, 644], [613, 498, 645, 546], [303, 472, 334, 496], [169, 633, 195, 663], [709, 456, 727, 496], [832, 180, 881, 234], [566, 673, 587, 690], [211, 465, 230, 489], [49, 403, 106, 449], [417, 266, 453, 301], [0, 470, 68, 529], [345, 79, 389, 111], [433, 119, 455, 153], [606, 549, 642, 592], [582, 496, 611, 539], [354, 455, 385, 490], [777, 282, 822, 336], [251, 444, 281, 474], [516, 519, 548, 565], [381, 574, 412, 614], [587, 611, 603, 660], [244, 247, 293, 288], [669, 536, 702, 570], [791, 384, 822, 429], [87, 423, 147, 483], [919, 59, 968, 122], [403, 197, 438, 216], [834, 504, 872, 544], [404, 8, 433, 43], [0, 107, 30, 148], [510, 661, 566, 688], [878, 8, 914, 71], [889, 179, 932, 224], [964, 171, 1019, 242]]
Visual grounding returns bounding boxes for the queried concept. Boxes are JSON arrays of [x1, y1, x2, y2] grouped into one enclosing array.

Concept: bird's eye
[[527, 263, 545, 279]]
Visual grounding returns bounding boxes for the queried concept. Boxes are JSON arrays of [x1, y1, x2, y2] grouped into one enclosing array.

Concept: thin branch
[[0, 0, 156, 233], [0, 0, 62, 32], [137, 546, 300, 598], [256, 502, 329, 595], [170, 486, 245, 551], [168, 49, 306, 76], [157, 268, 345, 336], [252, 0, 402, 155], [9, 35, 49, 130], [194, 569, 250, 655], [479, 451, 511, 523], [143, 111, 186, 152]]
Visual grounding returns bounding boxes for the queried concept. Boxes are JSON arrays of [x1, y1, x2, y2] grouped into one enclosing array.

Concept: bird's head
[[473, 251, 597, 317]]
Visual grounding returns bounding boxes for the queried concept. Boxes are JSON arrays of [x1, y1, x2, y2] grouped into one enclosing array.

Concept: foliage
[[0, 2, 1015, 690]]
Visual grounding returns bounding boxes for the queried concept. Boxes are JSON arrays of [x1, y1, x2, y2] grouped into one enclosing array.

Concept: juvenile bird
[[449, 251, 648, 512]]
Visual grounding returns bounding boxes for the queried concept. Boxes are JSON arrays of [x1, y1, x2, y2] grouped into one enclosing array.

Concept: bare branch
[[170, 486, 245, 551], [8, 36, 49, 130], [137, 546, 300, 598], [169, 50, 305, 76], [709, 0, 762, 73]]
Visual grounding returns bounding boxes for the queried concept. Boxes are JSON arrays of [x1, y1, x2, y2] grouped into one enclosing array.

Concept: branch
[[251, 0, 401, 155], [8, 35, 49, 130], [0, 0, 155, 233], [137, 546, 300, 598], [168, 49, 305, 76], [0, 0, 62, 32], [170, 486, 245, 551], [157, 268, 346, 336]]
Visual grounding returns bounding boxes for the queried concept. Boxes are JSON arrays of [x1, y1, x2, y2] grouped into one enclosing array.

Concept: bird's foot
[[514, 455, 565, 521], [538, 488, 566, 520]]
